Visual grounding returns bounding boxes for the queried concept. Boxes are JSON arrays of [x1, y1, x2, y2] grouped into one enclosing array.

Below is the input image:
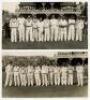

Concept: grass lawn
[[2, 33, 88, 49], [2, 85, 88, 97]]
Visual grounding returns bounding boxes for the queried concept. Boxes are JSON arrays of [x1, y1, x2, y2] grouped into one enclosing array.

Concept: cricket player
[[19, 66, 27, 86], [76, 63, 84, 86], [50, 15, 59, 41], [17, 15, 25, 42], [38, 17, 44, 42], [4, 62, 13, 87], [68, 17, 76, 41], [25, 15, 33, 42], [13, 65, 20, 86], [41, 65, 48, 86], [32, 15, 38, 41], [61, 65, 68, 85], [67, 65, 74, 85], [9, 16, 18, 42], [48, 65, 54, 85], [76, 16, 84, 41], [54, 66, 61, 85], [58, 16, 61, 41], [27, 65, 34, 86], [43, 16, 50, 41], [34, 66, 41, 86], [60, 16, 68, 41]]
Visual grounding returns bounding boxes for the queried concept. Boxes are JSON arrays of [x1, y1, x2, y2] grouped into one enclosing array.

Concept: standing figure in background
[[27, 65, 34, 86], [61, 64, 68, 85], [50, 15, 59, 41], [60, 16, 68, 41], [43, 16, 50, 42], [19, 66, 27, 86], [17, 15, 25, 42], [76, 16, 84, 41], [48, 65, 54, 85], [67, 65, 74, 85], [41, 65, 48, 86], [32, 15, 38, 41], [25, 15, 33, 42], [38, 17, 44, 42], [76, 63, 84, 86], [68, 16, 76, 41], [9, 15, 18, 42], [34, 66, 41, 86], [5, 62, 13, 87], [13, 65, 20, 86]]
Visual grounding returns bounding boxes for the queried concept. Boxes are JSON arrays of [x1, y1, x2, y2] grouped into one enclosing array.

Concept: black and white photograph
[[2, 2, 88, 49], [2, 51, 88, 97]]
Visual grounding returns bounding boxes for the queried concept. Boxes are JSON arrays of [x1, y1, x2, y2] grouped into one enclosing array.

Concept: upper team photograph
[[2, 2, 88, 49]]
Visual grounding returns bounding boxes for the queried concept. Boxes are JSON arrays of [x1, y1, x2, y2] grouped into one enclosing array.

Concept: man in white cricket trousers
[[68, 16, 76, 41], [57, 67, 61, 85], [76, 16, 84, 41], [50, 15, 59, 41], [76, 63, 84, 86], [32, 15, 38, 41], [45, 65, 48, 86], [19, 66, 27, 86], [61, 65, 68, 85], [48, 66, 54, 85], [38, 17, 44, 42], [17, 15, 25, 42], [13, 65, 20, 86], [67, 65, 74, 85], [25, 16, 33, 42], [60, 16, 68, 41], [27, 65, 34, 86], [41, 65, 48, 86], [34, 66, 41, 86], [9, 16, 18, 42], [43, 16, 50, 42], [58, 16, 61, 41], [5, 62, 13, 87], [54, 66, 58, 85]]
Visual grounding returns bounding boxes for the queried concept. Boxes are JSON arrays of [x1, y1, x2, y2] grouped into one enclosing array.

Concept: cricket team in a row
[[9, 15, 85, 42], [5, 62, 84, 87]]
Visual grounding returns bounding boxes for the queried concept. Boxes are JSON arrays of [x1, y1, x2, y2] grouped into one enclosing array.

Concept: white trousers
[[49, 72, 53, 85], [27, 73, 34, 86], [26, 27, 33, 42], [11, 28, 17, 42], [61, 73, 67, 85], [18, 27, 25, 42], [35, 73, 41, 86], [54, 73, 60, 85], [76, 29, 83, 41], [60, 28, 67, 41], [42, 74, 48, 86], [20, 74, 27, 86], [68, 74, 73, 85], [68, 25, 75, 41], [33, 29, 38, 41], [77, 73, 83, 86], [51, 26, 58, 41], [38, 28, 43, 42], [14, 72, 20, 86], [44, 28, 50, 41], [5, 72, 13, 86]]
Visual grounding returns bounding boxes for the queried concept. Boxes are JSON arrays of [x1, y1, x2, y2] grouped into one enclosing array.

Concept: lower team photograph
[[2, 51, 88, 97]]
